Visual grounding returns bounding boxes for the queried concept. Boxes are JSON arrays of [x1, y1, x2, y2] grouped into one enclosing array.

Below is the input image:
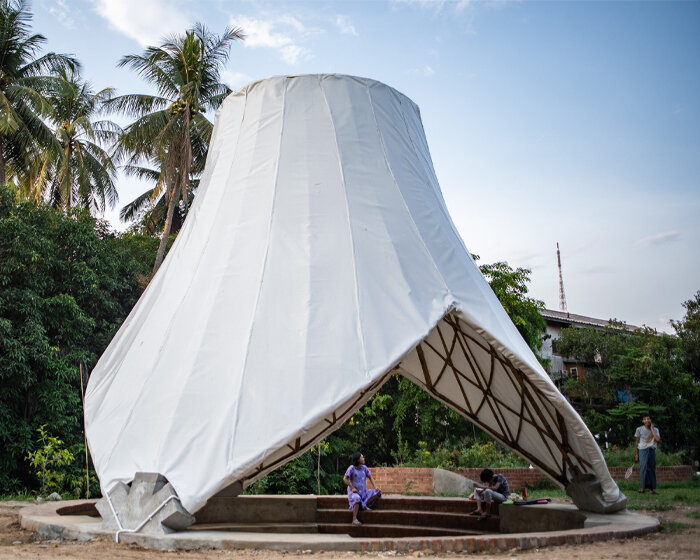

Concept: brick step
[[317, 495, 498, 515], [317, 508, 499, 532], [318, 523, 492, 538], [189, 522, 318, 534]]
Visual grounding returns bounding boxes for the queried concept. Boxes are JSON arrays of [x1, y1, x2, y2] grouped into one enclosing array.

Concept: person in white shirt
[[635, 414, 661, 494]]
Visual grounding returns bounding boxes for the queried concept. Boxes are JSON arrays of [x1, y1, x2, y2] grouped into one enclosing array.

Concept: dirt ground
[[1, 502, 698, 560]]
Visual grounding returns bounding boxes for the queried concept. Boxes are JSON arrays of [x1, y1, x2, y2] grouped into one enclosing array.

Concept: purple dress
[[345, 464, 381, 511]]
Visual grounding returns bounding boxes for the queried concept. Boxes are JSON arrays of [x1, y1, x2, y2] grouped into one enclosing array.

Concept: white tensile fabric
[[85, 74, 621, 513]]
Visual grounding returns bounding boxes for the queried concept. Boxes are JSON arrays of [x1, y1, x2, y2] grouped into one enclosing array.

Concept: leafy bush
[[0, 186, 158, 494], [25, 425, 74, 497], [398, 441, 529, 470], [602, 445, 687, 467]]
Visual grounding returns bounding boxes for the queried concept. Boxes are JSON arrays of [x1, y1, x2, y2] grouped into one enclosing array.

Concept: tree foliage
[[25, 67, 119, 211], [0, 185, 158, 493], [111, 23, 244, 272], [0, 0, 78, 185], [672, 291, 700, 384], [554, 319, 700, 455]]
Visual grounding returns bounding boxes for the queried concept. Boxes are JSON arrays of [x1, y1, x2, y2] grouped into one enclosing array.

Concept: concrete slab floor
[[18, 500, 660, 553]]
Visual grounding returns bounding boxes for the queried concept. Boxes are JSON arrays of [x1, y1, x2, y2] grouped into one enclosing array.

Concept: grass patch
[[616, 479, 700, 510], [686, 512, 700, 519], [513, 479, 700, 512], [526, 488, 568, 500], [660, 522, 693, 533], [0, 491, 34, 502]]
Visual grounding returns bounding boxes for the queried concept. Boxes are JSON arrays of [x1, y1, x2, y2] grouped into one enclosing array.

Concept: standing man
[[635, 414, 661, 494]]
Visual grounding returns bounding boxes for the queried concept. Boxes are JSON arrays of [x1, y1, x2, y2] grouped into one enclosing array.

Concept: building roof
[[542, 309, 639, 331]]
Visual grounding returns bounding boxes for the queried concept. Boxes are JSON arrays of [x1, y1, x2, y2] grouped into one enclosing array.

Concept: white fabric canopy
[[85, 74, 622, 514]]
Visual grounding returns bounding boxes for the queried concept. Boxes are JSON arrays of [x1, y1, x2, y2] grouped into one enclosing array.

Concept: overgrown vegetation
[[602, 446, 686, 467], [25, 425, 74, 497], [554, 298, 700, 457], [0, 185, 159, 495]]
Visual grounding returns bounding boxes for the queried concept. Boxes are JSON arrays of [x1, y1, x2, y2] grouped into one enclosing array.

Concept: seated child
[[472, 468, 509, 521]]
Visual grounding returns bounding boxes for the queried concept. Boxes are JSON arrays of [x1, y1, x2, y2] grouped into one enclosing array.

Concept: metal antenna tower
[[557, 242, 568, 314]]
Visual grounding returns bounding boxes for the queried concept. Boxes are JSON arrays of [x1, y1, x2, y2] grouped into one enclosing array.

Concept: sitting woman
[[343, 452, 382, 525], [472, 468, 509, 521]]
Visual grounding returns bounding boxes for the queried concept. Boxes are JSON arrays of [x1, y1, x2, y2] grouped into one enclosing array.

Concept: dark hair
[[642, 413, 651, 420], [351, 452, 362, 467], [480, 469, 494, 483]]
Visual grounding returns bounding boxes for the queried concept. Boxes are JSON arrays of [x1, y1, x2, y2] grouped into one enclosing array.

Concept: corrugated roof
[[542, 309, 639, 331]]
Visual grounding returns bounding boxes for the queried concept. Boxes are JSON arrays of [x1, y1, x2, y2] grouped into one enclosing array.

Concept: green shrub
[[602, 446, 687, 467], [25, 425, 74, 497], [0, 185, 158, 494], [397, 440, 529, 470]]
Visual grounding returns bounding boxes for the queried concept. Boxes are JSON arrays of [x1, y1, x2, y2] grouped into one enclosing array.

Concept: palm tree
[[119, 162, 199, 235], [29, 67, 119, 212], [110, 23, 244, 273], [0, 0, 78, 185]]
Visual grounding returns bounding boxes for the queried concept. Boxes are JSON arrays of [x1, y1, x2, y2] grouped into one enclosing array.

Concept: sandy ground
[[1, 502, 698, 560]]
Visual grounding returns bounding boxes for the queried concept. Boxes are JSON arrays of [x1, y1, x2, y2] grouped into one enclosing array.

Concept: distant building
[[540, 309, 639, 383]]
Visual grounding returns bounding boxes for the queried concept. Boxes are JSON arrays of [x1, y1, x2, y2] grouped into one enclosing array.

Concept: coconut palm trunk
[[153, 179, 179, 273], [0, 135, 5, 185], [153, 107, 192, 273]]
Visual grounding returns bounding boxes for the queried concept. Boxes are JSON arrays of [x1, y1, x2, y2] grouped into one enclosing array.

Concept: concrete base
[[96, 472, 196, 535], [565, 473, 628, 513], [196, 494, 317, 525], [19, 496, 659, 553], [500, 503, 586, 533], [432, 468, 474, 495]]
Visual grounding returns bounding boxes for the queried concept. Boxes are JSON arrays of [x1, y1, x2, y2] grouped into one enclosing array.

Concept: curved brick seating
[[22, 498, 660, 553], [316, 495, 499, 538], [191, 495, 499, 537]]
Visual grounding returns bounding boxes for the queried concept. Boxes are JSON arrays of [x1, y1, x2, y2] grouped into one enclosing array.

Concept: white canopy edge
[[85, 74, 620, 513]]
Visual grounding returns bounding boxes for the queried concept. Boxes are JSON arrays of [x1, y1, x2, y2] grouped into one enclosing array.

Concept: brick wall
[[371, 467, 434, 495], [369, 465, 694, 495], [455, 468, 547, 490], [456, 465, 694, 487], [607, 465, 694, 482]]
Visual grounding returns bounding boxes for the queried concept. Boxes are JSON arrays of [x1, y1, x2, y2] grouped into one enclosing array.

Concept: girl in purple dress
[[343, 452, 382, 525]]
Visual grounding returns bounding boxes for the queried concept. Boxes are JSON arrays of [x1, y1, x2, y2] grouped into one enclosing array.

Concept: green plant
[[0, 185, 158, 494], [527, 478, 559, 491], [396, 440, 529, 470], [25, 425, 74, 496], [660, 522, 692, 533], [602, 446, 686, 467]]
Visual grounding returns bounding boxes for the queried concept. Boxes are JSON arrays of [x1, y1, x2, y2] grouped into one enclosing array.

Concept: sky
[[33, 0, 700, 332]]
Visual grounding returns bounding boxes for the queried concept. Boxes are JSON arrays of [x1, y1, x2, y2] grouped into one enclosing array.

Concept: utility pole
[[557, 242, 568, 315]]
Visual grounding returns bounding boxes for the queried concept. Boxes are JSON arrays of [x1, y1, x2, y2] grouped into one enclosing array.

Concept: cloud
[[47, 0, 77, 28], [91, 0, 191, 47], [280, 45, 306, 65], [221, 70, 253, 90], [229, 14, 312, 64], [335, 15, 358, 36], [392, 0, 472, 12], [392, 0, 509, 14], [409, 65, 436, 77], [634, 231, 680, 247]]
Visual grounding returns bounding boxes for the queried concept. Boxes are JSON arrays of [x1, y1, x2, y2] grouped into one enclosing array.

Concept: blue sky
[[34, 0, 700, 331]]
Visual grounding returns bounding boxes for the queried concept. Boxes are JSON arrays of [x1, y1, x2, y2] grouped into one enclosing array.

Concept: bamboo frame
[[233, 311, 592, 493]]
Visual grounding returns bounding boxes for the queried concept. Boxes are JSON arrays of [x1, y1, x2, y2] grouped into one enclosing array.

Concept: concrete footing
[[95, 472, 195, 536], [565, 473, 628, 513]]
